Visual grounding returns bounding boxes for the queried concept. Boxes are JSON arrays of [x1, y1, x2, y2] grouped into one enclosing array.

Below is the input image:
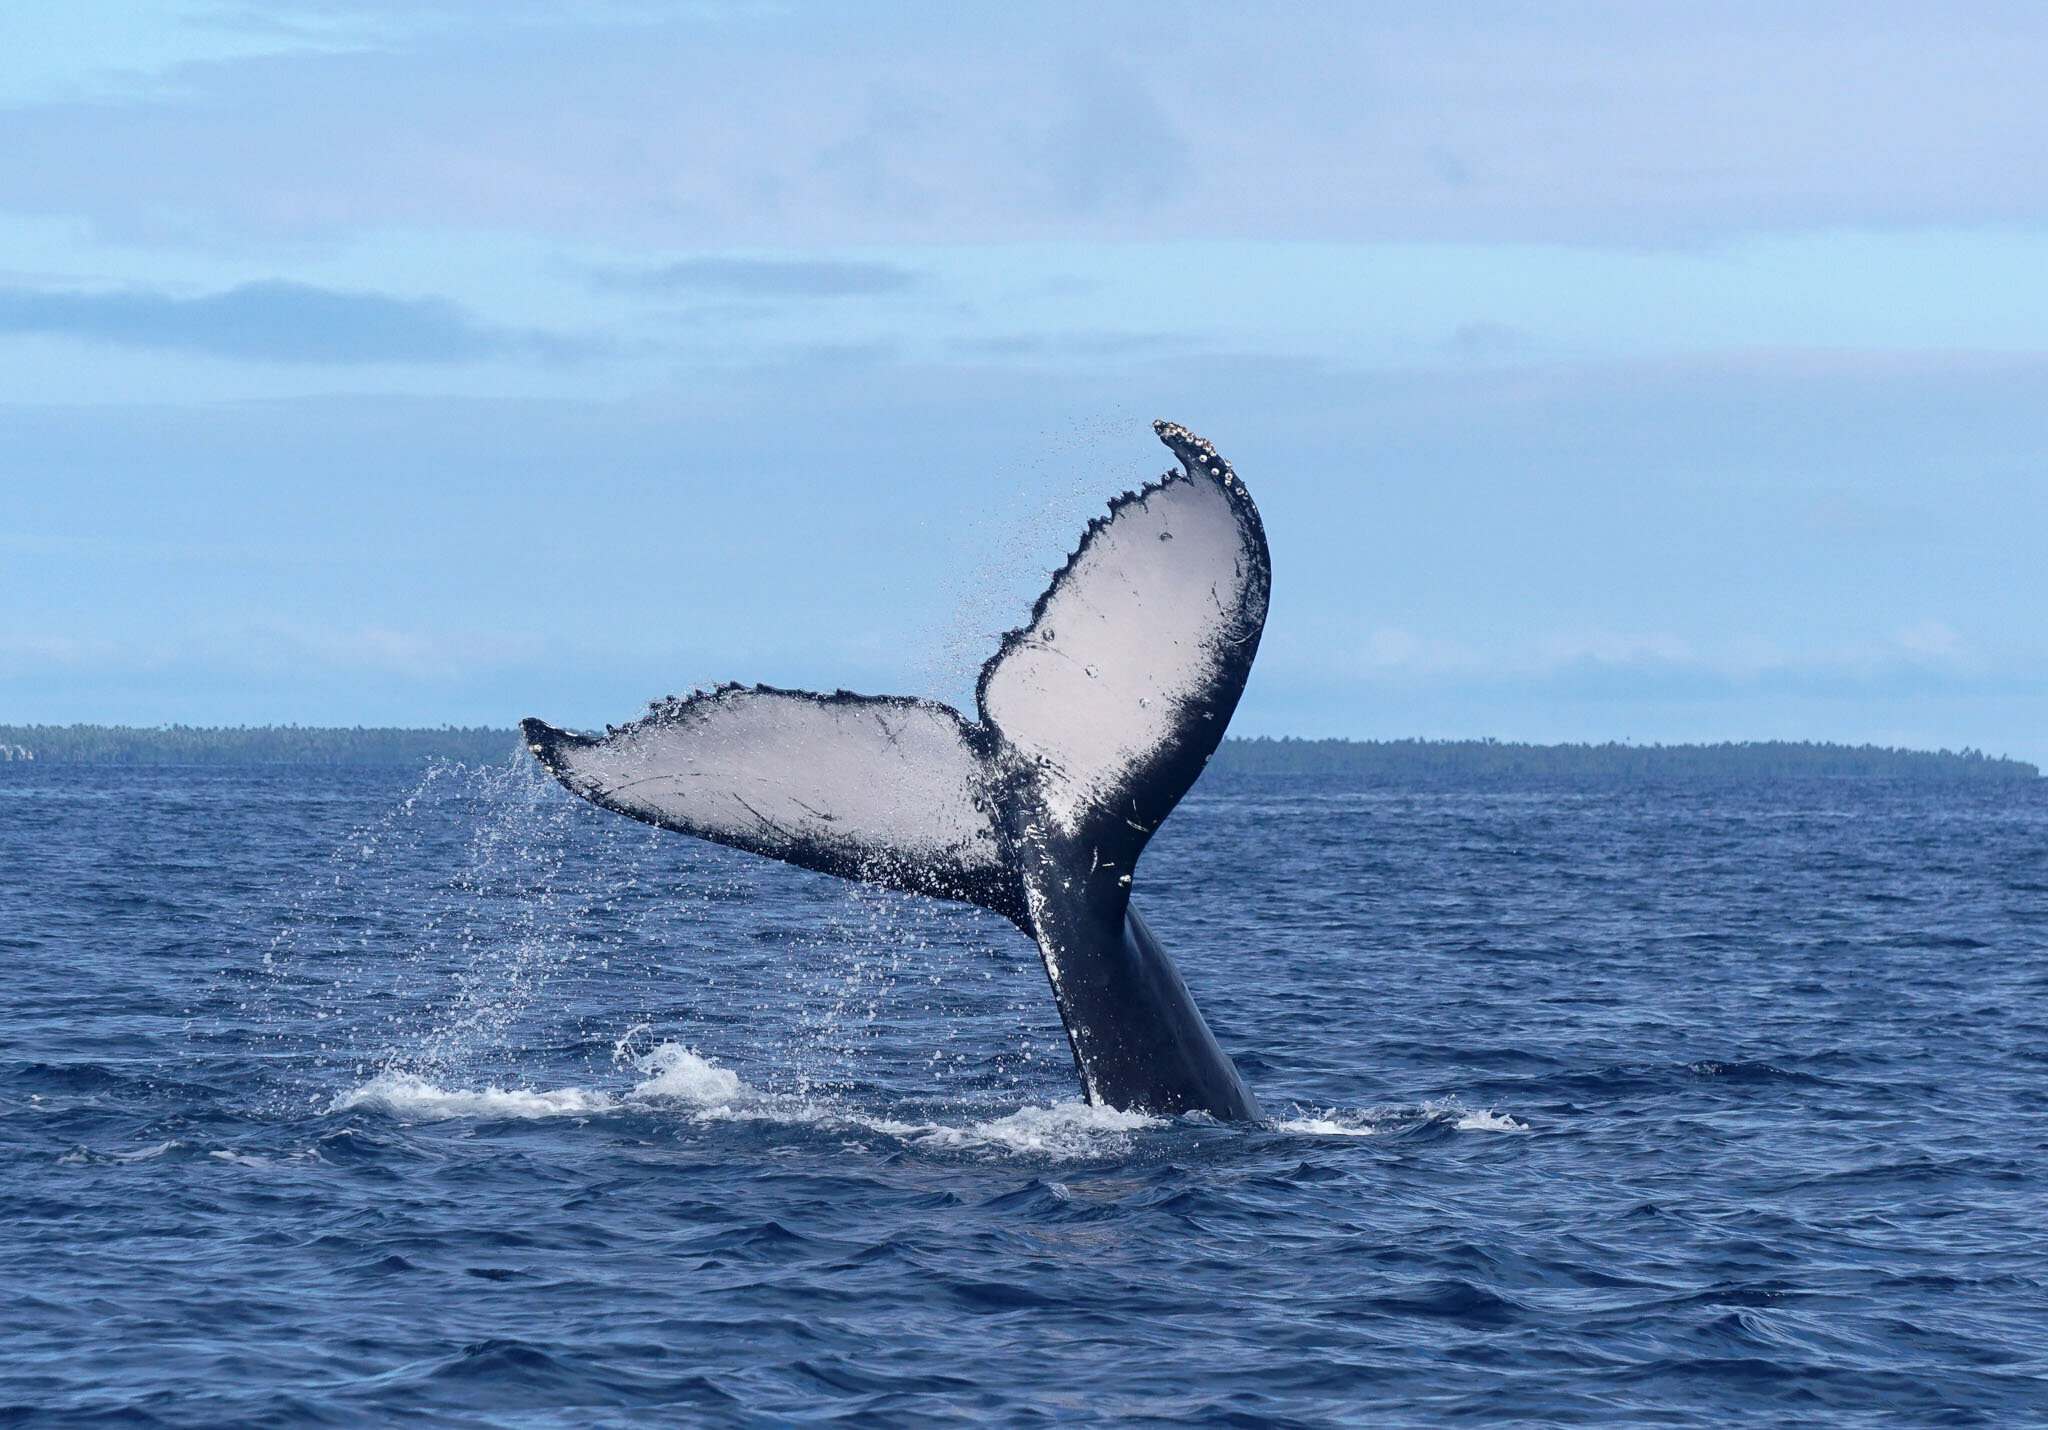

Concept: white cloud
[[1893, 619, 1964, 661], [4, 5, 2047, 245]]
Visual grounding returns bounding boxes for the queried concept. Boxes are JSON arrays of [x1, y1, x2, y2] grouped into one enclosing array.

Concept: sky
[[2, 1, 2045, 759]]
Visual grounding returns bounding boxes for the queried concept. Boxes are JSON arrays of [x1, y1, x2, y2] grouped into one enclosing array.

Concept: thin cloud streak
[[0, 280, 505, 363]]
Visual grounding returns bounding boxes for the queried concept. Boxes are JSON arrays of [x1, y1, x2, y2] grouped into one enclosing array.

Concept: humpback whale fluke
[[523, 420, 1269, 1120]]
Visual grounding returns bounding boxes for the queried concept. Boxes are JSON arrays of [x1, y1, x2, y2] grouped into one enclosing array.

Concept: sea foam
[[332, 1042, 1164, 1159], [1272, 1100, 1530, 1137]]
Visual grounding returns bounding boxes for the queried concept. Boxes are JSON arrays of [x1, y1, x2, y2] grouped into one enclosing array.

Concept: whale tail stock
[[522, 421, 1269, 1120]]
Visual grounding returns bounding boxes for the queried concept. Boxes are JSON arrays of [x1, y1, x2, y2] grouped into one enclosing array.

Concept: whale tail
[[523, 421, 1270, 1119]]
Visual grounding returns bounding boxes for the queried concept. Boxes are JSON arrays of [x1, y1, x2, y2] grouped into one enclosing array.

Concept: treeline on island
[[1210, 737, 2038, 781], [0, 726, 2036, 781]]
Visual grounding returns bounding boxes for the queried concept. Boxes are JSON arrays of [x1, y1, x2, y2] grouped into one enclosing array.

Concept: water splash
[[245, 756, 1067, 1112], [918, 413, 1153, 710], [248, 757, 696, 1090]]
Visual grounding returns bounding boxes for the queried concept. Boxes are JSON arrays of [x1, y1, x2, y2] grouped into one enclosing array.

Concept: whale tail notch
[[523, 420, 1270, 1119]]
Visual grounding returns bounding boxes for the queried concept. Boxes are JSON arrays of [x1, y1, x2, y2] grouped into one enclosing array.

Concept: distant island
[[0, 725, 2036, 781], [1213, 736, 2037, 781]]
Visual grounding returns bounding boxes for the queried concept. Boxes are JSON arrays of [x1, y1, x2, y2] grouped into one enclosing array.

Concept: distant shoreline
[[0, 725, 2035, 780], [1216, 736, 2037, 781]]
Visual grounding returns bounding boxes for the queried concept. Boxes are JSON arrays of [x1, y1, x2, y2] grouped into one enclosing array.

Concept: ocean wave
[[55, 1138, 184, 1165], [1453, 1108, 1530, 1132], [1273, 1100, 1530, 1136]]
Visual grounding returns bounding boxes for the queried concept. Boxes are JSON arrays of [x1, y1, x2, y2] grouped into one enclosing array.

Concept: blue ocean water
[[3, 761, 2046, 1426]]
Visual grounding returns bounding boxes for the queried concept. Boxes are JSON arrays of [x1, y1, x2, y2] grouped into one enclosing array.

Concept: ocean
[[3, 761, 2045, 1425]]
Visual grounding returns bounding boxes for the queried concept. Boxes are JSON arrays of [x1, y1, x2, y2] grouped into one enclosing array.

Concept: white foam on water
[[335, 1041, 1528, 1154], [902, 1101, 1162, 1157], [1271, 1112, 1385, 1137], [630, 1044, 1166, 1157], [1273, 1100, 1530, 1137], [332, 1075, 618, 1121], [1454, 1109, 1530, 1133], [333, 1041, 1164, 1158]]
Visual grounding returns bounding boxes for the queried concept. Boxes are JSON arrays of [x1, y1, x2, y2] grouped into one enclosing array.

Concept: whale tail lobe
[[523, 421, 1269, 1119]]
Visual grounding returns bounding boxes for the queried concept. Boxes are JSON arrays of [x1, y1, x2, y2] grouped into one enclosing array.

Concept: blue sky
[[3, 1, 2045, 758]]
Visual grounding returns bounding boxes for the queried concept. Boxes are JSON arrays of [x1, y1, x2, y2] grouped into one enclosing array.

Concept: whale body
[[522, 421, 1268, 1120]]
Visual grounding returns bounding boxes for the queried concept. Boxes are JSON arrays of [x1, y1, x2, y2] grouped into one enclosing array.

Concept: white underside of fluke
[[541, 687, 1004, 886], [978, 454, 1266, 839]]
